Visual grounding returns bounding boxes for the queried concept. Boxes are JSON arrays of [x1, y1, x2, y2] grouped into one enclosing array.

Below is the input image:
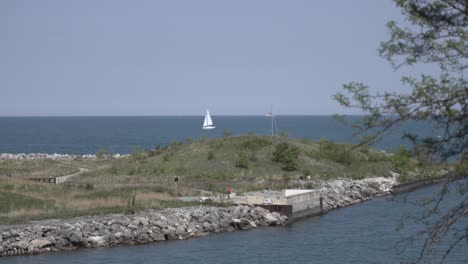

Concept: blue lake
[[0, 116, 436, 154]]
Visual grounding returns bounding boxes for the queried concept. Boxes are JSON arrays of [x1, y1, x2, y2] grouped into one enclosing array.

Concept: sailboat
[[202, 109, 215, 130]]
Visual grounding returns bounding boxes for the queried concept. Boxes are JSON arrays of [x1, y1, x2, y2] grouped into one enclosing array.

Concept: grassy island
[[0, 135, 449, 223]]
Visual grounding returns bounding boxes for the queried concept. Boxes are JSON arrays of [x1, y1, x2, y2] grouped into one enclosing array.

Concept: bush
[[207, 151, 215, 160], [131, 146, 147, 161], [313, 139, 354, 165], [392, 146, 411, 173], [249, 150, 258, 162], [96, 148, 106, 160], [454, 155, 468, 176], [367, 151, 390, 162], [242, 138, 272, 150], [272, 143, 299, 171], [235, 152, 249, 169]]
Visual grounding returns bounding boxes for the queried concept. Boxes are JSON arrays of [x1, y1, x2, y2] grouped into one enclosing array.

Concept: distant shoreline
[[0, 153, 129, 161], [0, 115, 369, 118]]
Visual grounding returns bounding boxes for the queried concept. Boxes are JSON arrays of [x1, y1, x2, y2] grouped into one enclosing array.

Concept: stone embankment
[[0, 205, 287, 257], [0, 153, 129, 161], [311, 176, 398, 211]]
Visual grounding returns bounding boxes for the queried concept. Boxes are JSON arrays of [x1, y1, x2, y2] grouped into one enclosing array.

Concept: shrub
[[131, 146, 147, 161], [249, 150, 258, 162], [313, 139, 354, 165], [96, 148, 106, 160], [272, 143, 299, 171], [242, 138, 272, 150], [207, 151, 215, 160], [170, 140, 183, 148], [162, 154, 170, 162], [392, 146, 411, 173], [235, 151, 249, 169], [367, 151, 390, 162], [454, 155, 468, 176]]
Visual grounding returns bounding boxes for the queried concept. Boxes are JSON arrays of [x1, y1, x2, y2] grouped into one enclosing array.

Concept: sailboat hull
[[202, 126, 216, 130]]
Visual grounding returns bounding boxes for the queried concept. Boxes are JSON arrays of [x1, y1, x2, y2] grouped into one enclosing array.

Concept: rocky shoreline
[[0, 205, 287, 257], [0, 153, 129, 161], [0, 176, 400, 258], [313, 176, 398, 211]]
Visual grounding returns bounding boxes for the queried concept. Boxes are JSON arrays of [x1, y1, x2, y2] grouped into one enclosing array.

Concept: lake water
[[0, 116, 436, 154], [1, 116, 464, 263], [3, 180, 467, 264]]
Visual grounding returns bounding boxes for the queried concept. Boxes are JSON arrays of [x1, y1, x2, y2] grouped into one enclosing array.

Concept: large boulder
[[264, 213, 279, 225], [30, 239, 52, 249]]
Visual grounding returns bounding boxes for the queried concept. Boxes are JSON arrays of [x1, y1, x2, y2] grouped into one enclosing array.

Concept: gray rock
[[30, 239, 52, 249], [149, 231, 165, 241], [88, 236, 106, 247], [264, 213, 279, 225]]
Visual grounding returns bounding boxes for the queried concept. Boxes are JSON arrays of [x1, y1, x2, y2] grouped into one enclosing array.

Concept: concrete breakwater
[[0, 153, 129, 161], [0, 205, 287, 257], [0, 176, 400, 258]]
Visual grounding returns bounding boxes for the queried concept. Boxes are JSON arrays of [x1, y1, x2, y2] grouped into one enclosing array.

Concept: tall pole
[[271, 105, 274, 137]]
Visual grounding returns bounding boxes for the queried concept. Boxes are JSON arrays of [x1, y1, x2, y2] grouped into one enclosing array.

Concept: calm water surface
[[2, 181, 466, 264], [0, 116, 436, 154]]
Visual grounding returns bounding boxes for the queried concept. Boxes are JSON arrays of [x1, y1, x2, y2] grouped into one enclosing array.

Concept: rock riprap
[[0, 205, 288, 257], [313, 176, 398, 211]]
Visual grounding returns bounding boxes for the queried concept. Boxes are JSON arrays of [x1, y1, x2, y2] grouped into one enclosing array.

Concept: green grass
[[0, 160, 79, 179], [0, 135, 411, 223], [71, 135, 396, 192]]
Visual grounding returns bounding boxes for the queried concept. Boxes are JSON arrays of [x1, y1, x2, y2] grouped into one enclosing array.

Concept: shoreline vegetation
[[0, 135, 463, 257]]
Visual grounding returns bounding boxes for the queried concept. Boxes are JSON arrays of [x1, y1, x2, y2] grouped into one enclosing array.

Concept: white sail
[[203, 109, 215, 129]]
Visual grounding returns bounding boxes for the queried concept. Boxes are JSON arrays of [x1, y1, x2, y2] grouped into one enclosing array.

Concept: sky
[[0, 0, 438, 116]]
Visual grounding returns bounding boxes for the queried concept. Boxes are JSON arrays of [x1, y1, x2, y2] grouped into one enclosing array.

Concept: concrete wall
[[238, 189, 322, 219], [283, 189, 312, 196], [284, 190, 321, 218]]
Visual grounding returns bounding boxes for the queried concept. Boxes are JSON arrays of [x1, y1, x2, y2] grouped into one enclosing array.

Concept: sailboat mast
[[271, 105, 274, 137]]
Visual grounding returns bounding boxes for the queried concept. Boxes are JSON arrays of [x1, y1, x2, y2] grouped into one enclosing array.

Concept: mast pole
[[271, 105, 274, 137]]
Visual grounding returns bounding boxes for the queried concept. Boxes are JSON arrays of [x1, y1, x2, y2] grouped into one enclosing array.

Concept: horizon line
[[0, 114, 370, 118]]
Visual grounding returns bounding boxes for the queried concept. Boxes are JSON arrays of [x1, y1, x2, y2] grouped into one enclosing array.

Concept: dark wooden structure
[[255, 204, 293, 218]]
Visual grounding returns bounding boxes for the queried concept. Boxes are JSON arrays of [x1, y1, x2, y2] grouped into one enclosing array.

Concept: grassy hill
[[0, 135, 399, 223], [76, 135, 394, 192]]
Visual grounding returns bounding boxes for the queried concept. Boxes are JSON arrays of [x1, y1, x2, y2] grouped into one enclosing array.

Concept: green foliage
[[131, 146, 147, 161], [223, 130, 233, 138], [272, 142, 299, 171], [333, 0, 467, 161], [235, 151, 249, 169], [242, 138, 272, 150], [313, 139, 354, 165], [367, 151, 390, 162], [96, 148, 106, 160], [84, 183, 94, 190], [454, 155, 468, 177], [207, 150, 215, 160], [391, 146, 411, 173], [170, 140, 183, 148]]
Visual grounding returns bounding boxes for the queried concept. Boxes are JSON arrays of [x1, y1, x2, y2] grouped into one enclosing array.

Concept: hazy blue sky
[[1, 0, 437, 116]]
